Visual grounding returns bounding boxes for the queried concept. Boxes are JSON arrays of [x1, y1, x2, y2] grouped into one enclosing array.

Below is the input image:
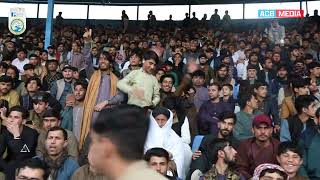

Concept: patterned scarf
[[252, 163, 289, 180], [43, 150, 69, 180]]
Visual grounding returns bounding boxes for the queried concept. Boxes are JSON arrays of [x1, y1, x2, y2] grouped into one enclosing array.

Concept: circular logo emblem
[[10, 19, 25, 35]]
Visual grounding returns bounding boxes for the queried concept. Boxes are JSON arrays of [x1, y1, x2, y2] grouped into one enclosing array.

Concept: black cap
[[62, 65, 77, 71]]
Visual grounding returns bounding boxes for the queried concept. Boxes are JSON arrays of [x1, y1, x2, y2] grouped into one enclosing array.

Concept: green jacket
[[201, 165, 242, 180]]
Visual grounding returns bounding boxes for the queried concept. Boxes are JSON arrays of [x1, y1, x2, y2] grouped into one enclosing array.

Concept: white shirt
[[12, 58, 29, 74]]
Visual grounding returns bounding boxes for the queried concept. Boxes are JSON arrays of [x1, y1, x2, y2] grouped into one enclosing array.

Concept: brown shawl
[[79, 70, 118, 148]]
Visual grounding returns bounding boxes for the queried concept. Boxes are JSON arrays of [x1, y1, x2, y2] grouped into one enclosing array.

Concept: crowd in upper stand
[[0, 8, 319, 180]]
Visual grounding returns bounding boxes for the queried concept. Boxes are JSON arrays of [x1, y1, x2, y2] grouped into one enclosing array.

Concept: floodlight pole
[[44, 0, 54, 50]]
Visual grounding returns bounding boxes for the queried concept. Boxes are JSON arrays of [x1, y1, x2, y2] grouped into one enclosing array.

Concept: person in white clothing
[[145, 107, 192, 179], [11, 49, 29, 76]]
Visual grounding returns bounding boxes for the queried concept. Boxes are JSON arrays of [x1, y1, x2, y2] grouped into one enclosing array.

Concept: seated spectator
[[258, 58, 276, 84], [27, 91, 50, 131], [36, 109, 79, 160], [159, 74, 176, 106], [20, 77, 41, 111], [277, 141, 308, 179], [121, 49, 143, 78], [280, 95, 316, 144], [236, 114, 280, 179], [298, 107, 320, 179], [221, 83, 236, 109], [238, 64, 259, 97], [281, 77, 309, 120], [6, 65, 27, 96], [233, 92, 259, 140], [197, 82, 234, 135], [0, 75, 19, 108], [15, 158, 50, 180], [252, 163, 288, 180], [145, 148, 182, 180], [188, 112, 239, 179], [0, 106, 38, 180], [36, 126, 79, 180], [50, 65, 75, 108], [22, 64, 35, 82], [145, 107, 192, 179], [198, 139, 243, 180], [42, 60, 63, 91]]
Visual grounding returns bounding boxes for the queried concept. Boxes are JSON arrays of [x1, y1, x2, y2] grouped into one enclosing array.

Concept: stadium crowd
[[0, 8, 320, 180]]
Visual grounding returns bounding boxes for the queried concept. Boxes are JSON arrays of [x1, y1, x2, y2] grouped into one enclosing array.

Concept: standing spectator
[[236, 114, 280, 179], [0, 106, 38, 180], [210, 9, 220, 28], [88, 105, 166, 180], [121, 10, 129, 33], [80, 51, 124, 147], [55, 12, 64, 26], [117, 50, 160, 108], [267, 20, 285, 45]]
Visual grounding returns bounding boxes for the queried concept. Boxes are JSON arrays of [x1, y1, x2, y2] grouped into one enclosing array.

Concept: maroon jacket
[[236, 137, 280, 179]]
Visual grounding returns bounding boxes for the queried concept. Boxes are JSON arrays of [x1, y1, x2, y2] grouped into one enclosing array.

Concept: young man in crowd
[[117, 50, 160, 108], [188, 112, 239, 179], [254, 81, 280, 133], [80, 51, 124, 147], [280, 95, 316, 144], [277, 141, 308, 180], [159, 74, 175, 106], [191, 70, 209, 111], [0, 75, 19, 108], [236, 114, 280, 179], [42, 60, 63, 91], [199, 139, 243, 180], [36, 109, 79, 160], [233, 92, 259, 140], [12, 49, 29, 75], [0, 106, 38, 180], [88, 105, 166, 179], [50, 65, 75, 107], [37, 126, 79, 180], [15, 158, 50, 180], [145, 148, 181, 180], [280, 78, 309, 120], [61, 80, 88, 141], [197, 82, 234, 135], [198, 53, 215, 85], [22, 64, 35, 81]]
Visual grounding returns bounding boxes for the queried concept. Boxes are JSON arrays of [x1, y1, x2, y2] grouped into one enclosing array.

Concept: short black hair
[[208, 138, 232, 163], [16, 158, 50, 180], [220, 111, 237, 124], [74, 79, 88, 90], [130, 49, 143, 61], [46, 126, 68, 141], [239, 92, 255, 109], [0, 75, 13, 83], [254, 81, 268, 89], [144, 147, 170, 163], [191, 70, 206, 79], [25, 77, 42, 89], [32, 91, 49, 104], [277, 141, 303, 158], [0, 62, 9, 69], [160, 74, 175, 85], [222, 83, 233, 91], [292, 78, 308, 90], [42, 109, 61, 120], [295, 95, 316, 114], [143, 50, 159, 64], [23, 64, 35, 71], [259, 168, 288, 179], [209, 82, 221, 90], [9, 106, 29, 119], [29, 54, 38, 59], [92, 105, 150, 161], [316, 107, 320, 118]]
